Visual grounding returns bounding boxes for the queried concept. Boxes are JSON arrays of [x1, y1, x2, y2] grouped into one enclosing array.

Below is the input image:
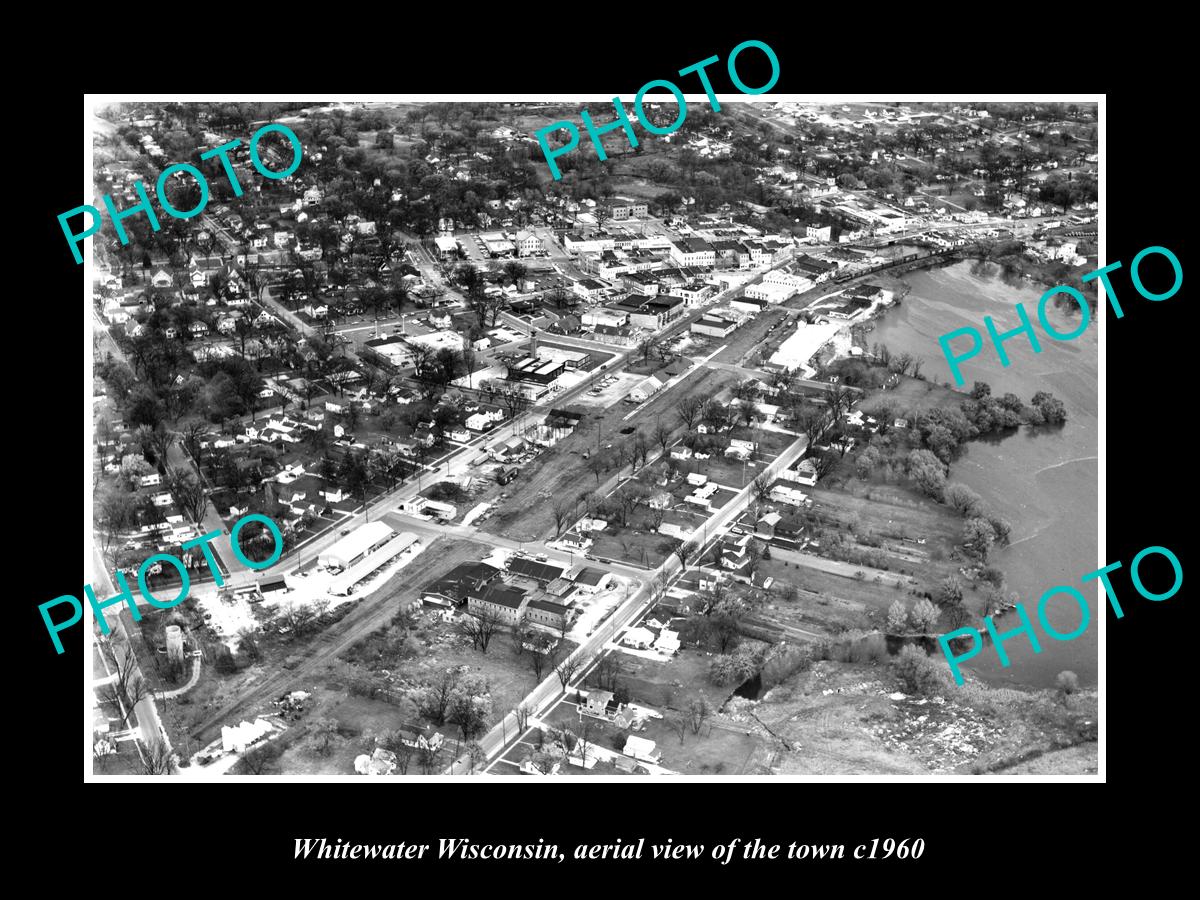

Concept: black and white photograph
[[78, 95, 1109, 781]]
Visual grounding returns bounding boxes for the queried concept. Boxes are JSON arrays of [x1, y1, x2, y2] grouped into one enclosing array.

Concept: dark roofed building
[[508, 556, 567, 583], [421, 561, 501, 608]]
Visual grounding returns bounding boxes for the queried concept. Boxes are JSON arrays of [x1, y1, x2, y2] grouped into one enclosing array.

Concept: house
[[189, 320, 209, 336], [623, 735, 661, 763], [466, 412, 496, 432], [756, 511, 782, 539], [629, 374, 665, 403], [151, 270, 173, 288], [623, 627, 656, 650], [787, 458, 819, 487], [582, 690, 615, 718], [654, 629, 681, 655], [572, 567, 613, 594], [721, 533, 753, 571], [559, 530, 591, 551], [771, 483, 809, 507]]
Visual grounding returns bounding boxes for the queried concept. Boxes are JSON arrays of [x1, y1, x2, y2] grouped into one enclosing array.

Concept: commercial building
[[329, 532, 422, 596], [467, 584, 529, 627], [319, 521, 396, 571]]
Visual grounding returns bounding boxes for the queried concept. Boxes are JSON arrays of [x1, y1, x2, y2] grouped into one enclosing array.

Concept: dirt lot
[[733, 659, 1098, 775], [711, 307, 794, 367]]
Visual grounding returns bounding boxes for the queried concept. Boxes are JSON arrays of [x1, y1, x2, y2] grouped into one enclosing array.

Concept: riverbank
[[867, 262, 1098, 688]]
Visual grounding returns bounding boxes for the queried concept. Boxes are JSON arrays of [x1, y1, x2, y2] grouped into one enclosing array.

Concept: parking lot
[[572, 371, 643, 410]]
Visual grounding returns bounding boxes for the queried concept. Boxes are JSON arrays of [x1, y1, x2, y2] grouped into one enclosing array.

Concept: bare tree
[[825, 383, 855, 422], [166, 467, 208, 524], [514, 702, 531, 734], [529, 637, 557, 682], [551, 497, 575, 537], [651, 569, 672, 605], [574, 716, 596, 767], [593, 653, 624, 691], [137, 740, 175, 775], [465, 740, 487, 774], [653, 420, 674, 456], [240, 741, 280, 775], [555, 655, 583, 691], [676, 396, 704, 430], [510, 611, 530, 656], [688, 696, 710, 734], [666, 712, 688, 746], [672, 539, 696, 573], [458, 608, 503, 654], [106, 646, 149, 728], [418, 669, 460, 726], [752, 473, 774, 513]]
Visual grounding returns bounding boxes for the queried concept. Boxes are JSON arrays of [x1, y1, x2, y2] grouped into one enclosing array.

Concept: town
[[88, 99, 1099, 777]]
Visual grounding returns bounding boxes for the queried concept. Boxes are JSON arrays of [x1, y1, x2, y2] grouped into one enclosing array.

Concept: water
[[871, 262, 1099, 689]]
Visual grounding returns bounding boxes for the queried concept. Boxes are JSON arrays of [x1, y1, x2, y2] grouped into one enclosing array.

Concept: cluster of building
[[420, 554, 616, 634]]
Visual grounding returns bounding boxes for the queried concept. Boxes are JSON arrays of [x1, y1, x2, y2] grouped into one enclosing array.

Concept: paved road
[[90, 544, 171, 769]]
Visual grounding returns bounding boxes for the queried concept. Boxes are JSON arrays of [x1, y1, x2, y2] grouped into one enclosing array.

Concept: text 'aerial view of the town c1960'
[[89, 99, 1098, 778]]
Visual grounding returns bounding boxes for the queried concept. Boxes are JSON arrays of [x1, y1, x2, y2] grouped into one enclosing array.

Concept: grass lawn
[[601, 646, 735, 713], [861, 374, 963, 417]]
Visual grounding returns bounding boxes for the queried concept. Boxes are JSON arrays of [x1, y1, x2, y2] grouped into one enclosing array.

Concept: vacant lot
[[740, 659, 1098, 775], [602, 645, 742, 714], [183, 537, 493, 749], [345, 608, 578, 725]]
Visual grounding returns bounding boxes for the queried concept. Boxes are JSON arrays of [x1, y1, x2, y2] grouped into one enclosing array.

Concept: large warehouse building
[[318, 521, 395, 571]]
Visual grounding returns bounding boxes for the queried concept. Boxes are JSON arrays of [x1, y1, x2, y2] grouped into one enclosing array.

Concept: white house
[[629, 374, 665, 403]]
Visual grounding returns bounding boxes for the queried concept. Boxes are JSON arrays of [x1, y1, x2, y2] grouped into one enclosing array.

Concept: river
[[870, 261, 1098, 689]]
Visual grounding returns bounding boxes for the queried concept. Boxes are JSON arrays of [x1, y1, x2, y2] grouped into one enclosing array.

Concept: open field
[[738, 659, 1098, 775], [601, 646, 741, 713], [860, 374, 964, 416]]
